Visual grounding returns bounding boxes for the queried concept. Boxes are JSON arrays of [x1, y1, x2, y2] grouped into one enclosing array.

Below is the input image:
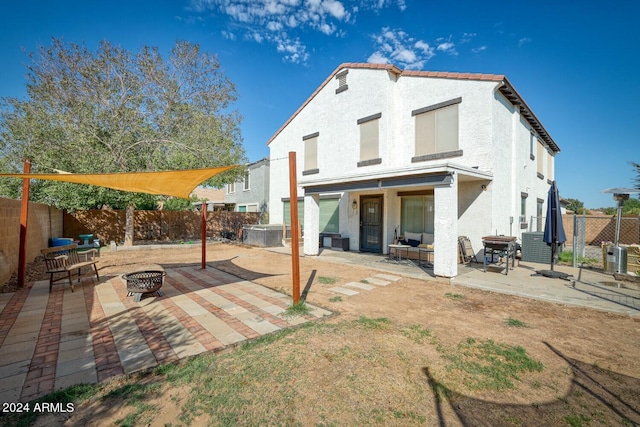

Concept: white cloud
[[221, 29, 236, 40], [323, 0, 348, 19], [368, 27, 433, 70], [267, 21, 283, 31], [459, 32, 476, 44], [248, 32, 264, 43], [190, 0, 425, 64], [273, 34, 309, 63], [472, 45, 487, 54], [518, 37, 532, 46], [193, 0, 358, 63], [362, 0, 406, 12], [367, 51, 389, 64], [436, 35, 457, 56], [438, 42, 458, 56]]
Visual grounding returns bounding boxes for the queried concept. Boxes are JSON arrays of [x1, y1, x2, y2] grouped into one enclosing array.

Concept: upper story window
[[302, 132, 319, 175], [357, 113, 382, 167], [243, 171, 250, 191], [335, 70, 348, 94], [537, 140, 545, 179], [227, 182, 235, 194], [529, 131, 535, 160], [412, 97, 462, 162], [547, 151, 554, 181]]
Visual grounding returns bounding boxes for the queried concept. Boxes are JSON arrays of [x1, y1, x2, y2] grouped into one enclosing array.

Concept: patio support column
[[434, 173, 458, 278], [304, 193, 320, 256]]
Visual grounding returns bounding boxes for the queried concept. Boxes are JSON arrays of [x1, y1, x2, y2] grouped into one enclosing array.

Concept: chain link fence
[[528, 214, 640, 270]]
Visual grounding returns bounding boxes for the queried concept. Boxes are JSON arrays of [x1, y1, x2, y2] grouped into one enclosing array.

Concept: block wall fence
[[1, 197, 259, 286], [0, 197, 63, 286], [64, 210, 260, 245]]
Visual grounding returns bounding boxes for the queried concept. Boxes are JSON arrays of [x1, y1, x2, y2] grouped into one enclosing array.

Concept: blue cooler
[[51, 237, 74, 247]]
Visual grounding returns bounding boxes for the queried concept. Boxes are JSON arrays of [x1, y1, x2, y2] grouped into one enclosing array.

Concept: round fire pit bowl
[[123, 270, 165, 302]]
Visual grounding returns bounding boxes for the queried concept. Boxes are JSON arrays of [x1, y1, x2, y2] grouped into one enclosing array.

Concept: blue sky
[[1, 0, 638, 208]]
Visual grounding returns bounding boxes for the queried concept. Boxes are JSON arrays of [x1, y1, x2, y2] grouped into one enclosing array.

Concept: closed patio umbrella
[[543, 180, 567, 271]]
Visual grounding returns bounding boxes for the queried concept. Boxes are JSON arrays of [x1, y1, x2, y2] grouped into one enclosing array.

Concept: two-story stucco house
[[225, 157, 270, 221], [267, 63, 559, 278]]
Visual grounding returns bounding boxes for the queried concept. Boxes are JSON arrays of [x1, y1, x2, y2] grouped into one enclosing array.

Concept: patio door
[[360, 195, 383, 253]]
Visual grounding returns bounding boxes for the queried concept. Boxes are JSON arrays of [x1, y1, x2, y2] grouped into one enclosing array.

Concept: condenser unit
[[521, 232, 553, 264]]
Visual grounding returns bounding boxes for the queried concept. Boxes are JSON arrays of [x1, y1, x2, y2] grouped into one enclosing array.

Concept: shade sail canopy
[[0, 166, 237, 199]]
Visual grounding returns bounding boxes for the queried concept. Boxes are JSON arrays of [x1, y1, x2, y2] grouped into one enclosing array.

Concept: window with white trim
[[243, 171, 250, 191]]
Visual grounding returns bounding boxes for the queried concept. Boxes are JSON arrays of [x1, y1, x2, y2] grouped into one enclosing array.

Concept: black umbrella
[[543, 180, 567, 271]]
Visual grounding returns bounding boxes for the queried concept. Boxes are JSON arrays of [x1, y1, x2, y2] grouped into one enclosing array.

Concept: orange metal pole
[[201, 201, 207, 269], [18, 159, 31, 288], [288, 152, 301, 304]]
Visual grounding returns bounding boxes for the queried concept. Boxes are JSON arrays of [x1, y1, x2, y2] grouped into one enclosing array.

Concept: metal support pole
[[614, 201, 623, 247], [18, 159, 31, 288], [288, 152, 301, 304], [201, 201, 207, 269], [572, 213, 577, 268]]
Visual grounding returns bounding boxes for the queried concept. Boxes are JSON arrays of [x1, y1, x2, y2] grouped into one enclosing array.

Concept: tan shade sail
[[0, 165, 237, 199]]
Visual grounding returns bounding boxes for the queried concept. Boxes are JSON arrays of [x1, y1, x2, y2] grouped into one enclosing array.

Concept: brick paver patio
[[0, 265, 331, 404]]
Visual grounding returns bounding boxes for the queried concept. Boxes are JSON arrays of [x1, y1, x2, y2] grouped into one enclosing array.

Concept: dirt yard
[[8, 243, 640, 426]]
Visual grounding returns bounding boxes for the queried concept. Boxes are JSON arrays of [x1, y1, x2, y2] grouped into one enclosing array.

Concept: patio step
[[328, 274, 401, 297], [282, 237, 304, 248]]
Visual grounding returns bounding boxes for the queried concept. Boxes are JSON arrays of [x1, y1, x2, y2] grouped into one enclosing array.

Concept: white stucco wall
[[490, 90, 552, 245], [268, 65, 557, 274], [269, 68, 501, 225]]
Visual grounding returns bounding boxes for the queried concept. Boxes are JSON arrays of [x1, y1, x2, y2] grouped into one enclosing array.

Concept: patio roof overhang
[[301, 162, 493, 195]]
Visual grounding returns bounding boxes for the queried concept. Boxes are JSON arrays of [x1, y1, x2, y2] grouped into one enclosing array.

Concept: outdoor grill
[[123, 270, 165, 302], [482, 236, 517, 275]]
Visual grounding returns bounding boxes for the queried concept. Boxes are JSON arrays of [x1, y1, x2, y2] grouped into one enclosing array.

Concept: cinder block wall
[[65, 210, 260, 244], [0, 197, 63, 285]]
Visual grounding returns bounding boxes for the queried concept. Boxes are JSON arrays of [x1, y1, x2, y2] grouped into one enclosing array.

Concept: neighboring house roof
[[191, 187, 226, 202], [248, 157, 270, 169], [266, 62, 559, 153]]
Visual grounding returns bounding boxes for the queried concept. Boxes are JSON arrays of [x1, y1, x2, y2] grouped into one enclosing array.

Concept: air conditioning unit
[[521, 232, 553, 264]]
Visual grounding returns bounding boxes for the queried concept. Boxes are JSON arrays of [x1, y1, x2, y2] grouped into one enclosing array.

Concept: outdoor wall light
[[352, 199, 358, 210]]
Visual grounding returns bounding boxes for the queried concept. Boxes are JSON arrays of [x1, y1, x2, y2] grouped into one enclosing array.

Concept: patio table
[[388, 244, 412, 264]]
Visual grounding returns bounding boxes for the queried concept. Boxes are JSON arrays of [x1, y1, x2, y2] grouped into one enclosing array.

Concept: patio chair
[[458, 236, 478, 264]]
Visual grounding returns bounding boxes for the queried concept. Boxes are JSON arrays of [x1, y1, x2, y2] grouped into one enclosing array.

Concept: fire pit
[[123, 270, 165, 302]]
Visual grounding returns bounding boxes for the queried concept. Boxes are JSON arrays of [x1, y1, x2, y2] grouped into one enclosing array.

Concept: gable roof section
[[266, 62, 559, 153]]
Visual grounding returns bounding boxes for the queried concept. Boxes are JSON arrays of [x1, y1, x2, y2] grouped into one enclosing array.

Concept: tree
[[622, 198, 640, 215], [0, 39, 246, 243], [164, 196, 198, 211], [564, 198, 586, 214], [632, 161, 640, 190]]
